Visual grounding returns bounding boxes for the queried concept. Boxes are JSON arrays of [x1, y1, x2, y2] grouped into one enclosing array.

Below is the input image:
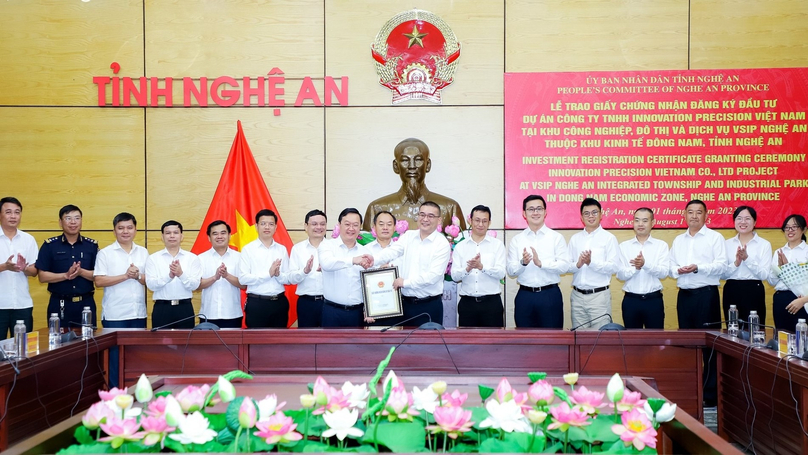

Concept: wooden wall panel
[[325, 0, 504, 106], [145, 108, 324, 231], [144, 0, 324, 78], [0, 0, 144, 106], [505, 0, 689, 72], [325, 106, 504, 228], [0, 108, 145, 230], [691, 0, 808, 68]]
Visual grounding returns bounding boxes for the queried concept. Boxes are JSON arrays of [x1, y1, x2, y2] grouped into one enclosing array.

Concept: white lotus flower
[[606, 373, 624, 403], [321, 408, 365, 441], [644, 401, 677, 423], [479, 399, 531, 433], [168, 411, 217, 444], [411, 385, 439, 413], [341, 382, 369, 409], [135, 374, 154, 403]]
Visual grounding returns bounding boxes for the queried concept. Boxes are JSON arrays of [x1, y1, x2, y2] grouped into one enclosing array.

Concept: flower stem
[[303, 408, 310, 451], [234, 426, 242, 453], [442, 433, 448, 453], [529, 423, 537, 452], [564, 430, 569, 453], [613, 402, 619, 424]]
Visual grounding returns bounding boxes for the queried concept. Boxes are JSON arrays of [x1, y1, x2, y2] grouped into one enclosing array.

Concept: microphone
[[151, 313, 206, 331], [738, 320, 778, 350], [570, 314, 625, 331], [0, 349, 20, 375], [380, 313, 440, 332]]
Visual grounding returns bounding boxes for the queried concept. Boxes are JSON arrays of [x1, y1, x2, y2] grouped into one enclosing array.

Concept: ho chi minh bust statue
[[363, 138, 466, 231]]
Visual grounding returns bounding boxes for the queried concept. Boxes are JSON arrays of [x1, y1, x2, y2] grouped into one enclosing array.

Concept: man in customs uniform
[[37, 205, 99, 330]]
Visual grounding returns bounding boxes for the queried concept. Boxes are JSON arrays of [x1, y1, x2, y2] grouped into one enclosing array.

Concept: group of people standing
[[1, 195, 807, 340]]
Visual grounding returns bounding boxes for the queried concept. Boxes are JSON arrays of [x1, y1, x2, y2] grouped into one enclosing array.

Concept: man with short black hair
[[451, 205, 506, 327], [364, 201, 451, 326], [568, 198, 620, 329], [0, 197, 38, 338], [145, 220, 202, 329], [238, 209, 291, 328], [318, 208, 370, 327], [289, 210, 327, 327], [197, 220, 244, 328], [37, 204, 99, 330], [616, 208, 669, 329], [507, 195, 569, 328]]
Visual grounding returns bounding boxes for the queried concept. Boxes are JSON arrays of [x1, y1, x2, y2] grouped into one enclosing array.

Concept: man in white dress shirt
[[616, 208, 669, 329], [0, 197, 39, 339], [238, 209, 291, 328], [145, 220, 202, 329], [363, 201, 451, 327], [318, 208, 370, 327], [94, 213, 148, 329], [669, 199, 727, 408], [507, 195, 569, 328], [288, 210, 327, 327], [451, 205, 506, 327], [197, 220, 244, 328], [94, 212, 148, 386], [568, 198, 620, 329]]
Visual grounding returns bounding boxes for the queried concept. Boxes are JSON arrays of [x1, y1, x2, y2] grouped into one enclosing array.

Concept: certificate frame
[[361, 267, 404, 319]]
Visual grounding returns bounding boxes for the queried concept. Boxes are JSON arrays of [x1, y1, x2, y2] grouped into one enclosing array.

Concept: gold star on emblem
[[404, 24, 428, 48]]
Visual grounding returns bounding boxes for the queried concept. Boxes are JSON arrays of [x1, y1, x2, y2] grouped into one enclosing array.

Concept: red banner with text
[[504, 68, 808, 229]]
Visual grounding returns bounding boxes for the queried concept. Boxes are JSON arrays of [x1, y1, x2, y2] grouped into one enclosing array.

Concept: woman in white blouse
[[722, 206, 772, 326], [769, 214, 808, 331]]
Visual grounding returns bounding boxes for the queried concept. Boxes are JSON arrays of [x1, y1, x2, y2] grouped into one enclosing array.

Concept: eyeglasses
[[735, 217, 754, 223], [525, 207, 545, 214], [63, 216, 82, 222], [418, 213, 439, 220], [784, 225, 801, 232], [258, 221, 275, 227], [582, 210, 600, 217]]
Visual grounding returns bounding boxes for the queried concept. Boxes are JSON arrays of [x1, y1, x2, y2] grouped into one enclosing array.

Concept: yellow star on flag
[[230, 210, 258, 250]]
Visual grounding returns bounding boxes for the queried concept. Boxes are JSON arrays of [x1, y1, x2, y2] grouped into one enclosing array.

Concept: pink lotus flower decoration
[[395, 220, 409, 235], [612, 408, 658, 450], [99, 387, 129, 402], [617, 390, 646, 412], [140, 415, 175, 447], [441, 389, 468, 407], [255, 411, 303, 444], [527, 380, 555, 407], [82, 401, 115, 430], [239, 397, 258, 429], [382, 386, 419, 421], [451, 216, 460, 226], [444, 224, 461, 238], [427, 406, 474, 439], [547, 402, 591, 432], [145, 395, 168, 418], [331, 224, 340, 238], [99, 416, 145, 449], [311, 376, 349, 415], [175, 384, 210, 413], [436, 224, 442, 233], [493, 378, 528, 407], [371, 227, 377, 238], [571, 385, 606, 415], [487, 230, 497, 238]]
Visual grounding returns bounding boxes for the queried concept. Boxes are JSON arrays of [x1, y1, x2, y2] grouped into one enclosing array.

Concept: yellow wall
[[1, 0, 807, 330]]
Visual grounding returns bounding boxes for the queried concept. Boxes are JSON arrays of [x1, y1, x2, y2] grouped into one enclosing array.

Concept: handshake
[[353, 254, 375, 269]]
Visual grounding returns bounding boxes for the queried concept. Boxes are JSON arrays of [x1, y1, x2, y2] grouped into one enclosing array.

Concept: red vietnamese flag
[[191, 120, 298, 327]]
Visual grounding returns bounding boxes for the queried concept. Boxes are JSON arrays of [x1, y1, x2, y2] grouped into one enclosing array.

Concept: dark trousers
[[0, 308, 33, 339], [321, 300, 364, 327], [200, 316, 243, 329], [458, 294, 504, 328], [621, 291, 664, 329], [152, 300, 194, 329], [677, 285, 720, 406], [47, 294, 96, 331], [723, 279, 765, 328], [514, 285, 563, 328], [773, 290, 806, 332], [244, 295, 289, 328], [402, 295, 443, 327], [102, 318, 147, 387], [296, 295, 324, 328]]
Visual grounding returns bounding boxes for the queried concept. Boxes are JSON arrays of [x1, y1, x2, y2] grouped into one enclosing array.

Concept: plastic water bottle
[[13, 320, 27, 358], [797, 318, 808, 356], [81, 306, 93, 340], [727, 305, 739, 337], [749, 311, 764, 347], [48, 313, 61, 348]]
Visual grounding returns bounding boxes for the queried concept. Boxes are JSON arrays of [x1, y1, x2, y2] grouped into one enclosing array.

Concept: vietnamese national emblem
[[371, 9, 461, 104]]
